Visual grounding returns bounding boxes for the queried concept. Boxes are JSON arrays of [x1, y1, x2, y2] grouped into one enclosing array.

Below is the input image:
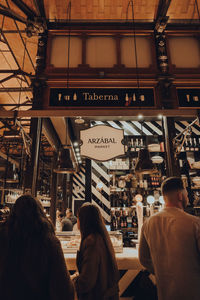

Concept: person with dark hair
[[73, 203, 119, 300], [139, 177, 200, 300], [66, 208, 77, 226], [0, 195, 74, 300]]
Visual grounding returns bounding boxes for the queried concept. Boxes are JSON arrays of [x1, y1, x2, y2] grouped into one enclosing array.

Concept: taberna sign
[[49, 88, 155, 107], [177, 88, 200, 108], [80, 125, 125, 161]]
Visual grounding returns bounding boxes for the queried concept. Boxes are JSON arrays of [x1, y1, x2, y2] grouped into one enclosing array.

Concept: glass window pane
[[121, 37, 152, 68], [168, 37, 200, 68], [50, 36, 82, 68], [86, 37, 116, 67]]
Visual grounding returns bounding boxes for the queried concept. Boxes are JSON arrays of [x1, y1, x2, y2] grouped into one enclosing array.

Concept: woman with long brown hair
[[0, 195, 74, 300], [73, 203, 119, 300]]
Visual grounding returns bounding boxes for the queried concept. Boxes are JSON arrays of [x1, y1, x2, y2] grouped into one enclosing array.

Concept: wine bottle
[[190, 137, 194, 151]]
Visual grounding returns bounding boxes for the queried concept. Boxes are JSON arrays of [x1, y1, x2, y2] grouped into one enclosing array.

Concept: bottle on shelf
[[127, 211, 132, 228], [111, 211, 117, 231], [193, 137, 198, 151], [123, 210, 127, 228], [120, 210, 124, 229], [132, 212, 138, 228]]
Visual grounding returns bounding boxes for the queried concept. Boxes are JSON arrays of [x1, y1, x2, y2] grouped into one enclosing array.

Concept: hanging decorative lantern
[[135, 148, 157, 174], [53, 148, 75, 174]]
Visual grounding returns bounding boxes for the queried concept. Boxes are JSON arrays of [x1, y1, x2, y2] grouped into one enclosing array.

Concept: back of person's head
[[78, 203, 104, 239], [161, 177, 184, 196], [7, 194, 54, 240], [78, 203, 119, 279]]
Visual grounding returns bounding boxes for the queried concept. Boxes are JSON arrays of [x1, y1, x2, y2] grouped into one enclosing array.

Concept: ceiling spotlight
[[138, 114, 143, 120], [75, 117, 85, 124], [73, 141, 79, 147], [158, 114, 163, 120], [75, 148, 79, 153]]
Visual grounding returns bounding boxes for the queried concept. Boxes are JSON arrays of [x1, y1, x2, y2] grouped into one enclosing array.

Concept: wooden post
[[163, 117, 181, 177], [50, 153, 57, 226]]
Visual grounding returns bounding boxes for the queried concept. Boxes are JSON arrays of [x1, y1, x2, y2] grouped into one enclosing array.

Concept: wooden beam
[[0, 109, 197, 118]]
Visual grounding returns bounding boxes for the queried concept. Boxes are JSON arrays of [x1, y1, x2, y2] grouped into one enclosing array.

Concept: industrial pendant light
[[135, 148, 157, 175], [53, 147, 75, 174]]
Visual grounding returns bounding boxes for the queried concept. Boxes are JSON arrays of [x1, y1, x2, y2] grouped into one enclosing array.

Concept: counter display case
[[56, 230, 123, 253]]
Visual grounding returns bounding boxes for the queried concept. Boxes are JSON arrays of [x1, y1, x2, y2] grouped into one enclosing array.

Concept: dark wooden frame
[[45, 29, 157, 82], [166, 30, 200, 77]]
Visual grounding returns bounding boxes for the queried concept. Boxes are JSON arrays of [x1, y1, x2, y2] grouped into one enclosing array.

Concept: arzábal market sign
[[80, 125, 125, 161]]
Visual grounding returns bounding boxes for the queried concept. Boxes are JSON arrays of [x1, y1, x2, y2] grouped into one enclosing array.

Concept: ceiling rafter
[[0, 87, 32, 92], [33, 0, 46, 19], [0, 4, 27, 24], [155, 0, 172, 29], [5, 0, 36, 72], [0, 31, 30, 86], [10, 0, 37, 20]]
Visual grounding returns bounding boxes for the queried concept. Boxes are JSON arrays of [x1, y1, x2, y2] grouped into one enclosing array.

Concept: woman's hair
[[7, 194, 54, 237], [78, 203, 118, 277], [1, 195, 55, 279]]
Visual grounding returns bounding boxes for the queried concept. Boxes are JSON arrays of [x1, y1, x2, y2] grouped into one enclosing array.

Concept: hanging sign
[[80, 125, 125, 161], [177, 88, 200, 108], [49, 88, 155, 107]]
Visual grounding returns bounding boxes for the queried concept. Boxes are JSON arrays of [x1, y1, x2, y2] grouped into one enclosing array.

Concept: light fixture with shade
[[53, 147, 75, 174], [135, 148, 157, 174]]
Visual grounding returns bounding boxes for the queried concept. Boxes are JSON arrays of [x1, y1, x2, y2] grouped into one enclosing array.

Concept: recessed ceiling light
[[73, 141, 79, 147], [138, 114, 143, 119], [158, 114, 163, 119]]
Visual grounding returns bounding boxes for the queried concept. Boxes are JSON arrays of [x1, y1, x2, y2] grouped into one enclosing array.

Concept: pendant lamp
[[53, 147, 75, 174], [135, 148, 157, 175]]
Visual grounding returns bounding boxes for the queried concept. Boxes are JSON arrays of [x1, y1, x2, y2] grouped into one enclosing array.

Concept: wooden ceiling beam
[[11, 0, 37, 20], [0, 5, 27, 24], [33, 0, 46, 19]]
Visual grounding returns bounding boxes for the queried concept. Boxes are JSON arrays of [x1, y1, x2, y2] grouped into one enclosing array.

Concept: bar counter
[[64, 247, 143, 300]]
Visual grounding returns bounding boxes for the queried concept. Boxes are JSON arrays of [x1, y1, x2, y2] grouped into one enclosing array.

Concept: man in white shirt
[[139, 177, 200, 300]]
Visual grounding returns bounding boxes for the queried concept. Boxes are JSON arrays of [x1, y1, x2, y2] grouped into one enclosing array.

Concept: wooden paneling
[[168, 0, 200, 20], [44, 0, 159, 21]]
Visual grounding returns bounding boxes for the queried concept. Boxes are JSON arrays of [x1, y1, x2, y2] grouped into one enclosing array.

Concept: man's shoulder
[[144, 208, 200, 228]]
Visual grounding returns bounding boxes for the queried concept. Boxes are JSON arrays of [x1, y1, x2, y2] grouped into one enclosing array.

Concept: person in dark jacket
[[73, 203, 119, 300], [0, 195, 74, 300]]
